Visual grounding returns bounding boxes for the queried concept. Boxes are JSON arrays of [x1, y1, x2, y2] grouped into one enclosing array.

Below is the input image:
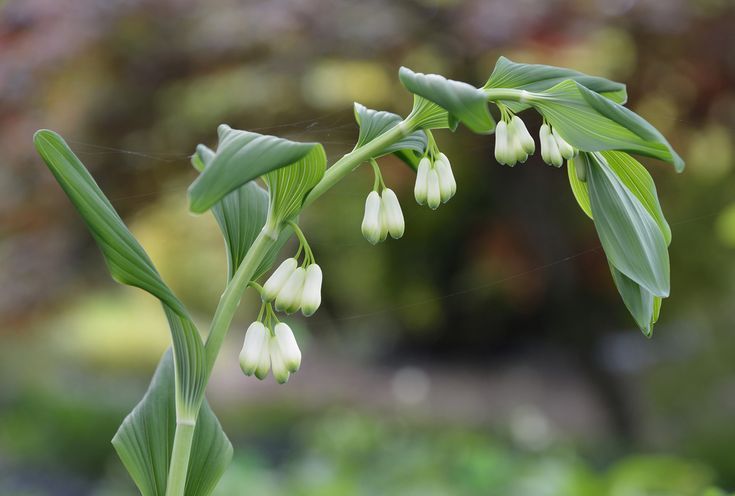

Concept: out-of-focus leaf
[[192, 146, 291, 280], [484, 56, 627, 112], [398, 67, 495, 134], [188, 125, 322, 214], [610, 265, 656, 336], [112, 350, 232, 496], [353, 102, 427, 156], [530, 81, 684, 171], [586, 153, 670, 297]]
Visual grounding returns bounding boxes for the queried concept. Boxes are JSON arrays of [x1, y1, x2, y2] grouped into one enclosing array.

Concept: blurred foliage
[[2, 0, 735, 494]]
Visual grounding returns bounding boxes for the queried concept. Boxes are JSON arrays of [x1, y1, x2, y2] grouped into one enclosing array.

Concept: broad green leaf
[[530, 81, 684, 171], [188, 125, 322, 214], [265, 144, 326, 224], [568, 156, 593, 219], [398, 66, 495, 134], [601, 151, 671, 245], [484, 56, 627, 113], [34, 130, 186, 317], [610, 265, 656, 336], [192, 146, 291, 280], [586, 153, 670, 297], [34, 130, 206, 419], [353, 102, 428, 156], [113, 350, 232, 496]]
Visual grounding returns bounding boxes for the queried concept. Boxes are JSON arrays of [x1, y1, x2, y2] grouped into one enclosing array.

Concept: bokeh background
[[2, 0, 735, 494]]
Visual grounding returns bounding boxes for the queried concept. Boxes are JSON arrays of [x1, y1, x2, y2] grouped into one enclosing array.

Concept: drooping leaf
[[610, 265, 656, 336], [353, 102, 428, 156], [586, 153, 670, 297], [601, 151, 671, 245], [484, 56, 627, 113], [188, 125, 322, 214], [265, 144, 326, 224], [113, 350, 233, 496], [530, 81, 684, 171], [192, 146, 291, 280], [34, 129, 206, 418], [398, 67, 495, 134]]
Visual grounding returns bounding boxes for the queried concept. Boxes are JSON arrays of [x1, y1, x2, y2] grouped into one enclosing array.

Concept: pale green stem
[[483, 87, 531, 102], [165, 420, 195, 496], [164, 114, 418, 496]]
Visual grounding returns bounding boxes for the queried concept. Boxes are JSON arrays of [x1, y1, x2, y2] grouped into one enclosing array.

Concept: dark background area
[[1, 0, 734, 494]]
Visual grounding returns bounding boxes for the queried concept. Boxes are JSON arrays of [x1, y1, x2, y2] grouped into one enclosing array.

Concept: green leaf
[[610, 265, 656, 336], [586, 152, 670, 297], [188, 125, 323, 214], [265, 144, 326, 224], [484, 56, 627, 113], [192, 146, 291, 280], [567, 156, 593, 219], [113, 350, 232, 496], [601, 151, 671, 245], [353, 102, 428, 156], [34, 130, 206, 419], [398, 66, 495, 134], [530, 81, 684, 171]]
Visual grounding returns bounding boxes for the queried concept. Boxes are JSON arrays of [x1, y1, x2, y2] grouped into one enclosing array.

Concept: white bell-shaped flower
[[414, 157, 430, 205], [269, 334, 290, 384], [262, 258, 298, 302], [434, 155, 456, 203], [508, 129, 527, 166], [378, 203, 388, 242], [381, 188, 405, 239], [361, 190, 382, 245], [552, 128, 576, 160], [274, 266, 306, 314], [254, 340, 270, 380], [239, 321, 268, 376], [274, 322, 301, 372], [540, 123, 563, 167], [494, 120, 510, 165], [510, 115, 535, 154], [300, 264, 323, 317], [426, 167, 441, 210]]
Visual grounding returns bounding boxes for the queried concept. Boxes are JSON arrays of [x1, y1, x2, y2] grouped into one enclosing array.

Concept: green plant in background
[[33, 57, 682, 495]]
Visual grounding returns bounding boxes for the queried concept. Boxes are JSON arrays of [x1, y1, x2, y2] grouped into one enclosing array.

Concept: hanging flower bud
[[434, 156, 455, 203], [275, 266, 306, 314], [254, 341, 270, 380], [269, 335, 290, 384], [263, 258, 298, 302], [274, 322, 301, 372], [301, 264, 323, 317], [426, 167, 441, 210], [494, 120, 510, 165], [552, 128, 576, 160], [540, 124, 563, 167], [414, 157, 430, 205], [361, 190, 382, 245], [239, 322, 268, 376], [437, 153, 456, 196], [509, 129, 527, 166], [510, 115, 535, 154], [381, 188, 405, 239]]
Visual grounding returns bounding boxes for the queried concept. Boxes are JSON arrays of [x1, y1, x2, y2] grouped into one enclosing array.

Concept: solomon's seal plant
[[34, 56, 683, 495]]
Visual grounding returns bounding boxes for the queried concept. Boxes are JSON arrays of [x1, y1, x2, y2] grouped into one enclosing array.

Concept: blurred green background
[[1, 0, 735, 494]]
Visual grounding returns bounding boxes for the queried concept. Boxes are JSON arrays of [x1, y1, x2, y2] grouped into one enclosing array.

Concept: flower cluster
[[414, 153, 456, 209], [263, 257, 323, 316], [361, 188, 405, 244], [239, 321, 301, 384], [493, 110, 577, 168]]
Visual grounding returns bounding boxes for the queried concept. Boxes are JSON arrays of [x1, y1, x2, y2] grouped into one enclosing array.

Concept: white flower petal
[[254, 339, 271, 380], [414, 157, 430, 205], [262, 258, 298, 302], [274, 267, 306, 314], [239, 321, 268, 376], [381, 188, 405, 239], [301, 264, 323, 316], [269, 335, 290, 384], [274, 322, 301, 372], [426, 167, 441, 210], [361, 190, 382, 244]]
